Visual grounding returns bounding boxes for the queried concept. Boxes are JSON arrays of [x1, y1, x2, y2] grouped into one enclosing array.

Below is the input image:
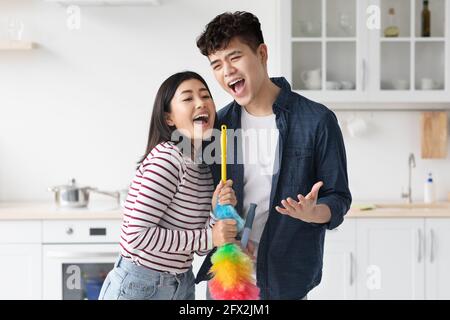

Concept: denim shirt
[[196, 77, 352, 299]]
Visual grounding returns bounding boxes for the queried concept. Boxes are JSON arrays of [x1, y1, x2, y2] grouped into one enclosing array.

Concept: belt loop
[[171, 273, 182, 299], [114, 255, 123, 268]]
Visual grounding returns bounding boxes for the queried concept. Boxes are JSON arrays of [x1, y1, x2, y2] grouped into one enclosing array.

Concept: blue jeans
[[98, 256, 195, 300]]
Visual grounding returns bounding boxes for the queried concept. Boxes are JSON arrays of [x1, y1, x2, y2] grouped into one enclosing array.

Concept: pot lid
[[52, 178, 92, 191]]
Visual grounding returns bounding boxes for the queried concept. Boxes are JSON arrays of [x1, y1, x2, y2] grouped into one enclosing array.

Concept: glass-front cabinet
[[281, 0, 450, 104]]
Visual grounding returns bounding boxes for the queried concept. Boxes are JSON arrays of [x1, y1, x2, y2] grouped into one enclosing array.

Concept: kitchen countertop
[[0, 201, 450, 220], [0, 201, 123, 220], [347, 202, 450, 218]]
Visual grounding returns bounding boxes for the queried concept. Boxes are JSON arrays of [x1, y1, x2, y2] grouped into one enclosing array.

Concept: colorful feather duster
[[208, 125, 260, 300]]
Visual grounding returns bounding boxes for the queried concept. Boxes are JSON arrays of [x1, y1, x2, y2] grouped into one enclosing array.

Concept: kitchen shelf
[[0, 41, 35, 50], [414, 37, 446, 42], [44, 0, 160, 6], [380, 37, 411, 42]]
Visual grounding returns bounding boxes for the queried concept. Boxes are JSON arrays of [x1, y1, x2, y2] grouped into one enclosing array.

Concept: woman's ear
[[165, 112, 175, 127]]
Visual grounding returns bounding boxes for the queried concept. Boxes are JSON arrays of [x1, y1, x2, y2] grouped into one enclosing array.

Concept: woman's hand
[[211, 179, 237, 211], [212, 219, 238, 247]]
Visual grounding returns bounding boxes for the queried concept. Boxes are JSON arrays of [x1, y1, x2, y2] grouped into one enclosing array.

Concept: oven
[[42, 220, 121, 300]]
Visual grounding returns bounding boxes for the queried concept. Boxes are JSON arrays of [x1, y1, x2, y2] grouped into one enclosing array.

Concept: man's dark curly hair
[[196, 11, 264, 56]]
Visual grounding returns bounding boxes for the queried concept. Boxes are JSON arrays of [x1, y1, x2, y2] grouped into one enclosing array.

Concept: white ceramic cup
[[326, 81, 341, 90], [301, 69, 322, 90], [392, 79, 409, 90], [346, 116, 368, 137], [340, 80, 355, 90], [420, 78, 437, 90]]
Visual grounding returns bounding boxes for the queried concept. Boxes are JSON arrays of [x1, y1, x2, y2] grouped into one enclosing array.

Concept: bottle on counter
[[421, 0, 431, 37], [384, 8, 400, 37], [424, 172, 435, 203]]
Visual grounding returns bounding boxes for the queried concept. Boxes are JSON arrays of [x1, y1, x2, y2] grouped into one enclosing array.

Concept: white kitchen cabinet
[[425, 218, 450, 299], [356, 218, 425, 299], [0, 244, 42, 300], [0, 220, 43, 299], [280, 0, 450, 104], [309, 219, 356, 300]]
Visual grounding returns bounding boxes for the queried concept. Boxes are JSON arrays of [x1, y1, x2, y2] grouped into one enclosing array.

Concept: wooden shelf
[[0, 41, 35, 51], [44, 0, 160, 5]]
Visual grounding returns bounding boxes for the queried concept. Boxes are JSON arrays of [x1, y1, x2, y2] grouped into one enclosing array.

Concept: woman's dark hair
[[196, 11, 264, 56], [137, 71, 213, 167]]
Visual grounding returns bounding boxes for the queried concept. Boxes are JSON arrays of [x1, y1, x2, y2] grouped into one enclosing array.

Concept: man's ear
[[165, 112, 175, 127], [258, 44, 268, 65]]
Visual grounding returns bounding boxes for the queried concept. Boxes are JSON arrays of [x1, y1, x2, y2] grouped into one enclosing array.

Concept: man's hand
[[242, 240, 256, 262], [275, 181, 329, 223]]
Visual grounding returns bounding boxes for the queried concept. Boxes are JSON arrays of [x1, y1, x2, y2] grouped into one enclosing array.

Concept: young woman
[[99, 71, 238, 300]]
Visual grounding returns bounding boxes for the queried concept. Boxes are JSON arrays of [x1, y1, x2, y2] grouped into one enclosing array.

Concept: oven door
[[43, 244, 119, 300]]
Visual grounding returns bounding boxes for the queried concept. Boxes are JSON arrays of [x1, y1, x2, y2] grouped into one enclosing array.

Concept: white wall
[[0, 0, 280, 201], [1, 0, 449, 203]]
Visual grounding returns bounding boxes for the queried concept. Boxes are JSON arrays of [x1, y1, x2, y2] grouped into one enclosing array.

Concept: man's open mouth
[[228, 78, 245, 94]]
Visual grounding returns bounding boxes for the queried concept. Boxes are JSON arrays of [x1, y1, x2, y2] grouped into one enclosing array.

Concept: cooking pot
[[48, 178, 123, 208]]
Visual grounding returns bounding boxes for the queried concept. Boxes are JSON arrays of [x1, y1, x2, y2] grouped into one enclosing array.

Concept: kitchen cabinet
[[280, 0, 450, 104], [0, 221, 42, 300], [356, 218, 425, 299], [0, 244, 42, 300], [425, 219, 450, 299], [312, 217, 450, 300], [308, 220, 357, 300]]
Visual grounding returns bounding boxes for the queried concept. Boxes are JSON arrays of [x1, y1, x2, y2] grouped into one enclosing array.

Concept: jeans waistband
[[115, 255, 190, 286]]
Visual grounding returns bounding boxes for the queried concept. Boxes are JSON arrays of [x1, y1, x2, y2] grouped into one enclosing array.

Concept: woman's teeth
[[193, 114, 209, 124]]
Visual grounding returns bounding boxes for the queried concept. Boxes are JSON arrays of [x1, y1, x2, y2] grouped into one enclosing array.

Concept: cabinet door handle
[[418, 229, 423, 263], [430, 229, 435, 263], [349, 252, 355, 286], [361, 59, 367, 91]]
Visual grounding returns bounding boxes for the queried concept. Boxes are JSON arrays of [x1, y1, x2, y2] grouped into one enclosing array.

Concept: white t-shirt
[[240, 106, 279, 258]]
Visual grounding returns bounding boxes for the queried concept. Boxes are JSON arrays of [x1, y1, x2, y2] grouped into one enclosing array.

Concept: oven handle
[[45, 251, 118, 259]]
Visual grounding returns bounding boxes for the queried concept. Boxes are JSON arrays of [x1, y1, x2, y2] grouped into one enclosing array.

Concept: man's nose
[[223, 61, 236, 78]]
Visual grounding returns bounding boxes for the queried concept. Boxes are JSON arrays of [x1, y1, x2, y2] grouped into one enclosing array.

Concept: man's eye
[[231, 56, 241, 61], [212, 65, 221, 71]]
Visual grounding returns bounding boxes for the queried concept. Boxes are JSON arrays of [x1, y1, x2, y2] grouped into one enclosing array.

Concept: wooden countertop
[[0, 201, 449, 220], [0, 201, 123, 220], [347, 202, 450, 218]]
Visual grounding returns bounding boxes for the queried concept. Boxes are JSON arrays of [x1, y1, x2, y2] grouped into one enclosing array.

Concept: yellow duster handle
[[221, 125, 227, 183]]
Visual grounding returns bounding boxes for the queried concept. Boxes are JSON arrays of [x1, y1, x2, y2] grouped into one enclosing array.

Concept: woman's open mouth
[[192, 113, 211, 129]]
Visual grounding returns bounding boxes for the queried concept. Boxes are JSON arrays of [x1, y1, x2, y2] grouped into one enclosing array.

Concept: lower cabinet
[[311, 217, 450, 300], [0, 244, 42, 300], [425, 219, 450, 300], [309, 220, 356, 299], [0, 220, 42, 300], [356, 219, 425, 299]]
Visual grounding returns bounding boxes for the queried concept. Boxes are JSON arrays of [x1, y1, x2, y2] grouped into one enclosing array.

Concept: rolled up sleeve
[[314, 111, 352, 230]]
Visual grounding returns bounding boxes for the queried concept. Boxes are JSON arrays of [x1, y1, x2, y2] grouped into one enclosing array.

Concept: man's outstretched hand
[[275, 181, 331, 224]]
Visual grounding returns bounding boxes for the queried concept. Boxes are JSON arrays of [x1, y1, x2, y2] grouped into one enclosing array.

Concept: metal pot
[[48, 178, 122, 208]]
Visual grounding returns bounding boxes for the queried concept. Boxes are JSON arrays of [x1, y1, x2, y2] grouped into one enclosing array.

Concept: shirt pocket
[[280, 146, 313, 186]]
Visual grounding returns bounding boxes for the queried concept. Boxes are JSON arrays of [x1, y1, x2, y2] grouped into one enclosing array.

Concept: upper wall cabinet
[[280, 0, 450, 104]]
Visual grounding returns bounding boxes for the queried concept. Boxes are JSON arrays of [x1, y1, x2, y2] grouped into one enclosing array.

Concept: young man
[[195, 11, 352, 300]]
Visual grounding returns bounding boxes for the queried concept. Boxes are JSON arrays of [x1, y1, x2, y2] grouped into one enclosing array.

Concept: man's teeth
[[228, 78, 243, 87]]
